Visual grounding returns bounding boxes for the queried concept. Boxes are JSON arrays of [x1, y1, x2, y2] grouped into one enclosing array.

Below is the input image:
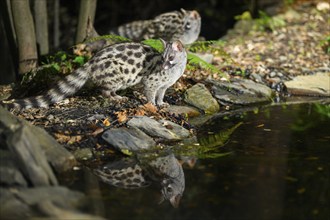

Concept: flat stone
[[102, 126, 156, 152], [127, 116, 190, 140], [163, 105, 200, 118], [184, 83, 220, 114], [208, 78, 272, 105], [0, 107, 77, 174], [284, 72, 330, 97]]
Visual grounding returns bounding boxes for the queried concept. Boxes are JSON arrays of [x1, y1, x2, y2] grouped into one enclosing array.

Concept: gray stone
[[184, 83, 220, 114], [0, 107, 77, 174], [0, 187, 104, 220], [251, 73, 263, 83], [269, 71, 277, 78], [0, 150, 27, 187], [6, 125, 58, 186], [102, 126, 156, 152], [127, 116, 190, 140], [208, 78, 273, 105], [284, 72, 330, 97], [163, 105, 200, 118], [73, 148, 94, 161]]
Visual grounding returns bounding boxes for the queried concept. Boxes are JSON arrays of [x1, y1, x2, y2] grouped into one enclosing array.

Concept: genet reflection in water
[[93, 151, 185, 207], [74, 102, 329, 220]]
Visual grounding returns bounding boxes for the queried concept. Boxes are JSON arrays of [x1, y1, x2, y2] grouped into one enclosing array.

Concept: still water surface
[[69, 102, 330, 220]]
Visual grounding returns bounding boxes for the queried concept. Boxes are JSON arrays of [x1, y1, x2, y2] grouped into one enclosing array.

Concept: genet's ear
[[159, 38, 167, 49], [191, 10, 200, 19], [172, 40, 184, 52], [180, 8, 187, 14]]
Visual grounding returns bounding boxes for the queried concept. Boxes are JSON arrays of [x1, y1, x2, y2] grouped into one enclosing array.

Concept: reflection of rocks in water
[[93, 152, 185, 207]]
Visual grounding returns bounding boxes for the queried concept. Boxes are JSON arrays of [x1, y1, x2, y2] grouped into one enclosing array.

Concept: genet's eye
[[168, 55, 175, 61], [185, 22, 191, 30], [167, 186, 173, 193]]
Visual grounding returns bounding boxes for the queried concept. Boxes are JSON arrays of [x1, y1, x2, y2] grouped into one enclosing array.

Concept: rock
[[184, 83, 220, 114], [284, 72, 330, 97], [208, 78, 273, 105], [127, 116, 190, 140], [102, 126, 156, 152], [251, 73, 263, 83], [282, 9, 301, 21], [0, 107, 77, 174], [73, 148, 94, 161], [0, 150, 27, 187], [0, 186, 104, 219], [6, 125, 58, 186], [163, 105, 200, 118]]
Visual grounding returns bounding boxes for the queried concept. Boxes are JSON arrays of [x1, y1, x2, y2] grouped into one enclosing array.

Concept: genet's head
[[180, 9, 201, 45]]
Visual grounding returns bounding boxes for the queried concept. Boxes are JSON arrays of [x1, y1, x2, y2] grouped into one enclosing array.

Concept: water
[[67, 102, 330, 220]]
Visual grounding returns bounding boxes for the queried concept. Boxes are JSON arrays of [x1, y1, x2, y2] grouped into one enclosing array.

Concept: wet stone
[[184, 83, 220, 114], [284, 72, 330, 97], [208, 78, 273, 106], [127, 116, 190, 140], [163, 105, 200, 118], [102, 126, 156, 152], [73, 148, 93, 161]]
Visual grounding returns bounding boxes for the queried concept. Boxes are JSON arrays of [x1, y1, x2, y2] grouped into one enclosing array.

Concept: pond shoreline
[[1, 1, 329, 219]]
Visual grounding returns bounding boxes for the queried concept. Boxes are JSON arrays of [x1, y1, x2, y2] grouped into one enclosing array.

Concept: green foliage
[[142, 39, 165, 52], [143, 39, 230, 78], [42, 51, 88, 74], [235, 10, 286, 32], [254, 11, 286, 32], [234, 11, 253, 21], [16, 50, 88, 96], [291, 103, 330, 132], [283, 0, 296, 6], [188, 40, 232, 61], [314, 103, 330, 118], [319, 35, 330, 54], [187, 53, 226, 77], [174, 122, 243, 159]]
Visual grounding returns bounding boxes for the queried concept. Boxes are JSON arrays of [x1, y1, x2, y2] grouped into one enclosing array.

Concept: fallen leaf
[[115, 111, 128, 123], [102, 118, 111, 126], [54, 133, 82, 144], [143, 102, 158, 113], [91, 127, 104, 136], [135, 108, 146, 116]]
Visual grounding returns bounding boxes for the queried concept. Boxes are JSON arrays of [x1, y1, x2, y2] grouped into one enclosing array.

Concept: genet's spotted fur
[[111, 9, 201, 45], [4, 40, 187, 109]]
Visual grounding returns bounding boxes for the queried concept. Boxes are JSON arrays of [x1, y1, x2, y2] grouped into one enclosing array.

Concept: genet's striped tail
[[2, 65, 90, 109], [110, 20, 150, 41]]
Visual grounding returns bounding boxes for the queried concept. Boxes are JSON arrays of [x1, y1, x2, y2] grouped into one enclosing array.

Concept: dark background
[[0, 0, 282, 84], [58, 0, 282, 50]]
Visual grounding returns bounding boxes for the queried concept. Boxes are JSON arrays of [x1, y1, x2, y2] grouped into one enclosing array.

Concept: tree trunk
[[76, 0, 97, 44], [53, 0, 60, 49], [0, 0, 18, 83], [11, 0, 38, 75], [33, 0, 49, 55]]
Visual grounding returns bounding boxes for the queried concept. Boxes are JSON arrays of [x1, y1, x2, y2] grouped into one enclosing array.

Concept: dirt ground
[[0, 1, 329, 151]]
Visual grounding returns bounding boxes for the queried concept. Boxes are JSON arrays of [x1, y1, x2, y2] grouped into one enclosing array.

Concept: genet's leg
[[143, 87, 157, 105], [155, 86, 169, 106], [102, 89, 128, 102]]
